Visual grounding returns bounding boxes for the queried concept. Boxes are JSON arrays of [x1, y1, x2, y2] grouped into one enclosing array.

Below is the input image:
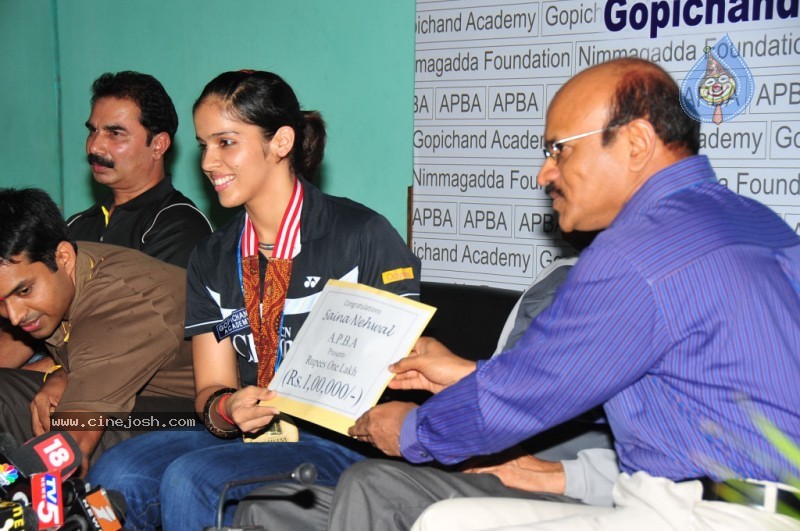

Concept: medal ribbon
[[241, 180, 303, 387]]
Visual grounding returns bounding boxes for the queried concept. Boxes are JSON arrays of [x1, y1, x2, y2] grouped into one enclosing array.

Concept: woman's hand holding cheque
[[227, 385, 280, 434]]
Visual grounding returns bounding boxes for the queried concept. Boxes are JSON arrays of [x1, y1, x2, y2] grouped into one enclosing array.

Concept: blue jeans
[[87, 428, 367, 530]]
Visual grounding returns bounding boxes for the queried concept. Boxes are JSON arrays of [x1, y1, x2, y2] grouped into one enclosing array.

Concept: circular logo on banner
[[680, 33, 754, 125]]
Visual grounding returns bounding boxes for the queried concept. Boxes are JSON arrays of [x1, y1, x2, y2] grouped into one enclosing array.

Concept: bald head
[[552, 59, 700, 156], [537, 59, 700, 233]]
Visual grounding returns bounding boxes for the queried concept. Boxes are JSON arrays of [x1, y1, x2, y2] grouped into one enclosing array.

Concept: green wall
[[0, 0, 61, 194], [0, 0, 415, 234]]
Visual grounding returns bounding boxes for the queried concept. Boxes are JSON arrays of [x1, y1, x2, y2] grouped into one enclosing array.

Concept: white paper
[[267, 279, 435, 434]]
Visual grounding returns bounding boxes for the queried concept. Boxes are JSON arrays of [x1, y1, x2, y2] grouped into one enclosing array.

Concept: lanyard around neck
[[237, 180, 304, 290], [237, 179, 303, 386], [240, 179, 303, 260]]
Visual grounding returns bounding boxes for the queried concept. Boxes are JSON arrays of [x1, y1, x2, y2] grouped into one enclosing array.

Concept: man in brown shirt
[[0, 187, 195, 474]]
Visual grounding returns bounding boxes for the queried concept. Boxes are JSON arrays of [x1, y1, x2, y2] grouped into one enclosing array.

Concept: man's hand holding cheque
[[347, 337, 477, 455], [388, 337, 477, 394]]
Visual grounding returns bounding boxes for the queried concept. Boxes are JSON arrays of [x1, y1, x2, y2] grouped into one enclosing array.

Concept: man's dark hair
[[91, 71, 178, 147], [0, 188, 73, 272], [603, 59, 700, 155]]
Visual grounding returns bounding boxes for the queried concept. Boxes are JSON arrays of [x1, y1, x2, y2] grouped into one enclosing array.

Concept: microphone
[[0, 433, 24, 499], [30, 469, 65, 529], [205, 462, 318, 531], [1, 432, 83, 529], [2, 432, 79, 512], [61, 479, 125, 531], [7, 432, 81, 479], [106, 489, 127, 524], [56, 477, 126, 531], [0, 499, 39, 531]]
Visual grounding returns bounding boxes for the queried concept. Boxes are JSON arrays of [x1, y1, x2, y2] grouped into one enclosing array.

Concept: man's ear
[[270, 126, 296, 159], [55, 241, 76, 277], [150, 132, 171, 161], [625, 118, 656, 173]]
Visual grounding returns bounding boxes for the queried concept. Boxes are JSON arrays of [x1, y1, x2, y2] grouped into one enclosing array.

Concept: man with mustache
[[0, 72, 215, 370], [335, 58, 800, 530], [1, 72, 213, 370], [67, 71, 212, 268]]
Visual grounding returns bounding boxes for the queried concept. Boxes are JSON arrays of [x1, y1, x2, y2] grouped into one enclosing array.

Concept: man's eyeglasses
[[542, 127, 615, 163]]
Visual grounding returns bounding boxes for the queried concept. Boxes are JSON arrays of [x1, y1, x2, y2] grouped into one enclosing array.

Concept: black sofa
[[377, 281, 521, 408], [418, 281, 521, 361]]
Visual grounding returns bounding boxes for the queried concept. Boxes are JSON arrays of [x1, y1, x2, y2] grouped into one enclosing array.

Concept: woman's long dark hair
[[194, 71, 326, 178]]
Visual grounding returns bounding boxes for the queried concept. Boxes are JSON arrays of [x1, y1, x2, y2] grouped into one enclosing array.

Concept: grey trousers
[[235, 459, 582, 531], [235, 483, 333, 531]]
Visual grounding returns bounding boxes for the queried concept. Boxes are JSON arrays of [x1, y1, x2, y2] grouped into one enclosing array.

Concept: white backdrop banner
[[412, 0, 800, 290]]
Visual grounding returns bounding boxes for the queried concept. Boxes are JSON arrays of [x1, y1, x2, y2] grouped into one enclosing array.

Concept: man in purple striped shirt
[[347, 58, 800, 529]]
